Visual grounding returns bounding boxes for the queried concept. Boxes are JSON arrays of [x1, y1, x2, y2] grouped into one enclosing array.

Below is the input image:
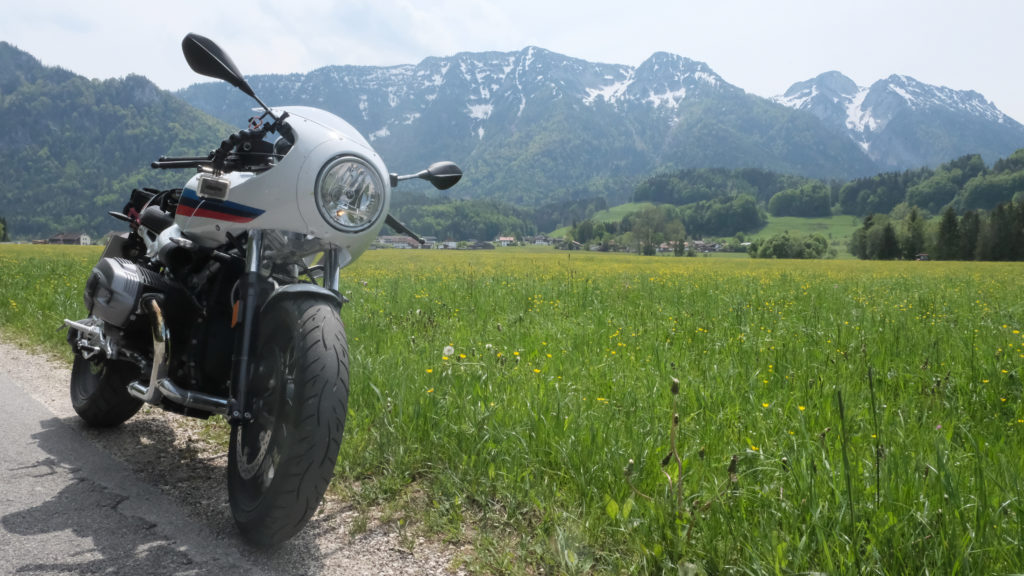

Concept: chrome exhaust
[[126, 297, 229, 415], [128, 378, 229, 414]]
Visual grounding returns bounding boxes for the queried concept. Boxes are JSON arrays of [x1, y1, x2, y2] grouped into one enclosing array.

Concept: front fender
[[261, 283, 346, 315]]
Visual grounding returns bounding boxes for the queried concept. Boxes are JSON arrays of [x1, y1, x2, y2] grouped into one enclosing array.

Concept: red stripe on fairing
[[176, 205, 257, 223]]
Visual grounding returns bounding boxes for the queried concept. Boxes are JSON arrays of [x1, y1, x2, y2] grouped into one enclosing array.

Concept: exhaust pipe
[[127, 297, 229, 415], [128, 378, 229, 414]]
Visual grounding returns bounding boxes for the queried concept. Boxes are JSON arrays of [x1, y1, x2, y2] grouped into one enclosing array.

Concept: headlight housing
[[314, 156, 386, 232]]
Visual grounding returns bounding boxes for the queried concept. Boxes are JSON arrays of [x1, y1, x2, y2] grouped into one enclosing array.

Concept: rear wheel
[[70, 355, 143, 427], [227, 297, 349, 547]]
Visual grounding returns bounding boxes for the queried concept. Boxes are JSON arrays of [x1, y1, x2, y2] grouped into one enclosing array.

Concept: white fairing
[[173, 106, 391, 265]]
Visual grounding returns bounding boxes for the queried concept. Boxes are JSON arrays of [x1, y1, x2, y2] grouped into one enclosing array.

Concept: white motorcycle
[[64, 33, 460, 546]]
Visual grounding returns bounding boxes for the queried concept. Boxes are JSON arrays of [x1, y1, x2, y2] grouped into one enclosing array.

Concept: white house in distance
[[46, 233, 91, 245], [497, 236, 516, 247]]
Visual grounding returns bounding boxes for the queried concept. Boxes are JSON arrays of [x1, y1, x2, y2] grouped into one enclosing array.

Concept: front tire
[[227, 297, 349, 547], [70, 355, 143, 427]]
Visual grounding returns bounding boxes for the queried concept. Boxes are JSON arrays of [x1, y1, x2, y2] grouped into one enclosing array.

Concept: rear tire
[[70, 355, 143, 427], [227, 297, 349, 547]]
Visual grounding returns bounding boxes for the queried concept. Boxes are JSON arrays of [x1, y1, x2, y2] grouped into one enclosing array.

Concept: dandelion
[[427, 388, 434, 394], [750, 445, 759, 452], [762, 402, 770, 408], [533, 368, 541, 374], [426, 368, 433, 374], [443, 345, 455, 356], [459, 353, 467, 359], [798, 406, 806, 411]]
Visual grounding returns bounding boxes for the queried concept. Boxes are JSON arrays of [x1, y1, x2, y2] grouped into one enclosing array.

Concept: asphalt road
[[0, 370, 280, 575], [0, 338, 463, 576]]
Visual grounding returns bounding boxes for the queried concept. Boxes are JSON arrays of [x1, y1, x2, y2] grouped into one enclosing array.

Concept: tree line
[[849, 200, 1024, 261], [838, 152, 1024, 216]]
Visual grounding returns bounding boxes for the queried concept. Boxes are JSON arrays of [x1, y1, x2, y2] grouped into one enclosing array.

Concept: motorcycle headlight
[[314, 156, 386, 232]]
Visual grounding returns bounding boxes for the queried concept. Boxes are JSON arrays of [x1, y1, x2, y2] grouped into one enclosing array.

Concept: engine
[[84, 258, 172, 327]]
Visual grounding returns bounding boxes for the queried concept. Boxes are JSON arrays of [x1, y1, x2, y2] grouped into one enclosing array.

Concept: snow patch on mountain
[[774, 85, 817, 109], [583, 70, 634, 105], [467, 103, 493, 120], [845, 88, 875, 133], [647, 87, 687, 109]]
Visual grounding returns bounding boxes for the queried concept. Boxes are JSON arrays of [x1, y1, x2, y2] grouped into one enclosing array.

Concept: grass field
[[548, 202, 657, 238], [2, 244, 1023, 574], [751, 215, 862, 242], [549, 209, 862, 259]]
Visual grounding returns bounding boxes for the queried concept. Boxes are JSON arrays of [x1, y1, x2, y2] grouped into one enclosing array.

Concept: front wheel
[[227, 297, 350, 547]]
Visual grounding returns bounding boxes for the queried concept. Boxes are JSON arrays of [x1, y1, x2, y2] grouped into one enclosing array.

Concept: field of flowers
[[2, 244, 1022, 574]]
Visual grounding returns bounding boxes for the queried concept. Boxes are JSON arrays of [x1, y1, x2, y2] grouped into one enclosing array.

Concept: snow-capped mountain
[[180, 47, 738, 142], [775, 72, 1024, 169], [179, 47, 875, 203], [178, 49, 1022, 203]]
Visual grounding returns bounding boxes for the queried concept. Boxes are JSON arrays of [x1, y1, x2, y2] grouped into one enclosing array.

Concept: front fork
[[228, 230, 344, 424]]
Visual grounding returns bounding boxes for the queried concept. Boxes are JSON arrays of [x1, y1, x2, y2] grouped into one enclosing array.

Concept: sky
[[3, 0, 1022, 121]]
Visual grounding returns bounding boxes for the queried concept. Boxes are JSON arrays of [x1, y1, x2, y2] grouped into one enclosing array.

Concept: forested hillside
[[563, 151, 1024, 257], [0, 42, 231, 239]]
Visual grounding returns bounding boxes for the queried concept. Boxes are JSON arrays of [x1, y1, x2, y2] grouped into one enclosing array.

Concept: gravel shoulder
[[0, 334, 465, 575]]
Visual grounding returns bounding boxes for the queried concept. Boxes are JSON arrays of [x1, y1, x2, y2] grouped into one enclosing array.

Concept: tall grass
[[2, 244, 1022, 574]]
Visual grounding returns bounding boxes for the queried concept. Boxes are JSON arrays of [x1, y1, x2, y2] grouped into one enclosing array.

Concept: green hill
[[0, 42, 233, 240]]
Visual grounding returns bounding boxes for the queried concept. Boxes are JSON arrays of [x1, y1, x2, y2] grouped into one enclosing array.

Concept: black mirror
[[390, 161, 463, 190], [182, 33, 256, 99], [423, 162, 462, 190]]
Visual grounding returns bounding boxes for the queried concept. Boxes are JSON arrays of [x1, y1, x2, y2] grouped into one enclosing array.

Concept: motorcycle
[[63, 33, 460, 546]]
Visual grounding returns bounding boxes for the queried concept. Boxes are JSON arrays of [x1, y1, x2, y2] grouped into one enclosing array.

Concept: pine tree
[[934, 206, 960, 260], [902, 207, 926, 259], [959, 210, 981, 260], [879, 223, 901, 260]]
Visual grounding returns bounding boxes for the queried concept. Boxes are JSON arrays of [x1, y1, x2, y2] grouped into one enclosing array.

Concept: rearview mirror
[[182, 33, 256, 99], [391, 161, 463, 190], [423, 161, 462, 190]]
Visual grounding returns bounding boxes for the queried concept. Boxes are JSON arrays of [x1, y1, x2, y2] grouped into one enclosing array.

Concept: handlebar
[[151, 112, 291, 173], [151, 157, 214, 170]]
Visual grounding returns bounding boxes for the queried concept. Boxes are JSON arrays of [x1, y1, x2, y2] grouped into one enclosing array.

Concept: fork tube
[[324, 247, 341, 292], [230, 229, 263, 424]]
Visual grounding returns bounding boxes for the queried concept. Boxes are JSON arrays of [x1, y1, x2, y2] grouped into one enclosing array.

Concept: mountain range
[[774, 71, 1024, 170], [2, 39, 1023, 239]]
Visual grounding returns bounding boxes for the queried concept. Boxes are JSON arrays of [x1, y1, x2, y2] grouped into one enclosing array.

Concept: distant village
[[25, 231, 730, 255], [374, 234, 728, 254], [32, 232, 93, 245]]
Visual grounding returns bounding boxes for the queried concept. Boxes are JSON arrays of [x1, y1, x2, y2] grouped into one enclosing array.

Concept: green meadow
[[2, 244, 1022, 574]]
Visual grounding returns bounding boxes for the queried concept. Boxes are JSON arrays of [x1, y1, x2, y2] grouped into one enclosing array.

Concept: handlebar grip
[[151, 159, 212, 170]]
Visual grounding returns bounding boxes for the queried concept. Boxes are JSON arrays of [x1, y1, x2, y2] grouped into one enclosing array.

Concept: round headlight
[[315, 156, 386, 232]]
